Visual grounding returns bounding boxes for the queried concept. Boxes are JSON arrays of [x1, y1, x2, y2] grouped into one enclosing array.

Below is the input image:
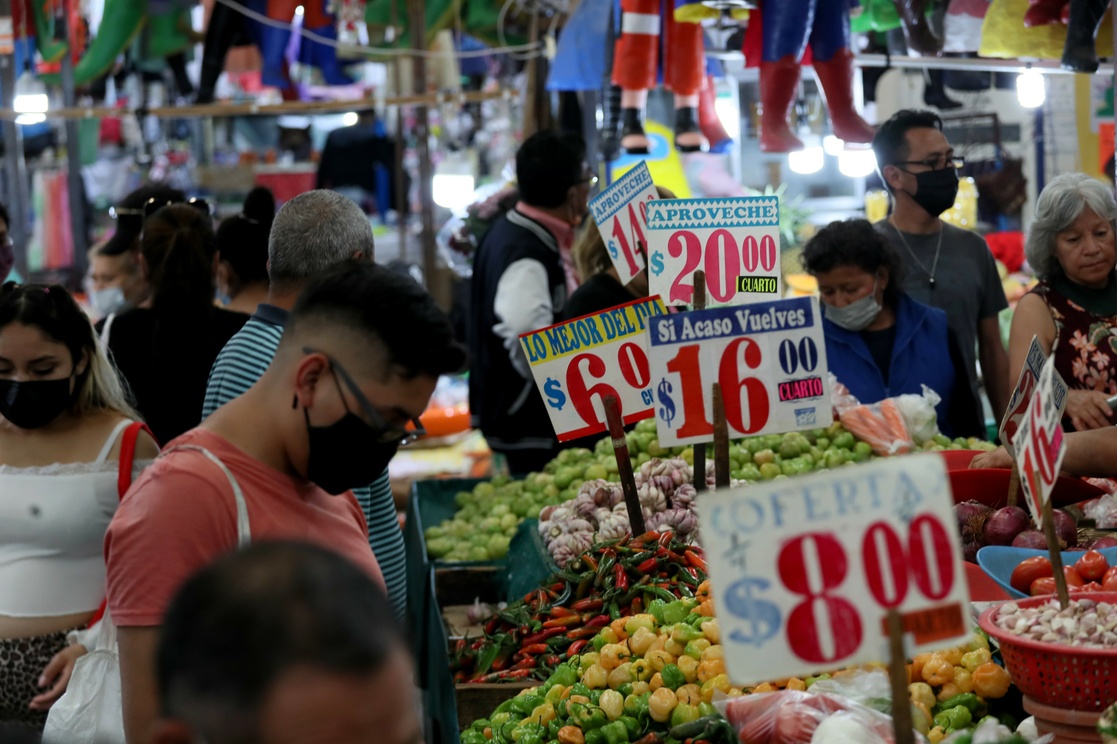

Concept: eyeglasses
[[143, 197, 213, 220], [304, 347, 426, 446], [893, 156, 966, 172]]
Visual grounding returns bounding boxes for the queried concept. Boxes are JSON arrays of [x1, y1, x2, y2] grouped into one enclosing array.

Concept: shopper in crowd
[[0, 282, 158, 731], [564, 185, 674, 320], [103, 204, 248, 445], [872, 109, 1010, 423], [202, 191, 410, 624], [802, 219, 984, 438], [107, 261, 465, 744], [214, 186, 276, 315], [1009, 173, 1117, 431], [317, 110, 407, 216], [148, 541, 419, 744], [86, 238, 146, 320], [0, 201, 13, 284], [469, 130, 593, 473]]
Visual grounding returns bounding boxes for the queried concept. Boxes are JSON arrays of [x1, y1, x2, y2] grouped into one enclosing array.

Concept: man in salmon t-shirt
[[105, 261, 467, 744]]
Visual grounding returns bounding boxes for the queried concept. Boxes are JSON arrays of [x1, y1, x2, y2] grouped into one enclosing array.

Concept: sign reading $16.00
[[646, 296, 832, 447]]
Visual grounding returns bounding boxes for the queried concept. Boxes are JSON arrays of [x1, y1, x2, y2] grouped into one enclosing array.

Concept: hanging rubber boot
[[1062, 0, 1110, 72], [602, 84, 623, 161], [620, 108, 651, 155], [166, 53, 194, 98], [813, 49, 876, 144], [674, 107, 708, 153], [892, 0, 942, 55], [195, 0, 244, 103], [922, 68, 962, 110], [697, 77, 732, 154], [759, 56, 803, 153], [1024, 0, 1069, 26]]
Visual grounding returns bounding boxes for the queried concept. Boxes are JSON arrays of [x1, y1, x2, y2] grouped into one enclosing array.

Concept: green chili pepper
[[698, 702, 717, 718], [510, 722, 545, 743], [547, 719, 562, 740], [619, 715, 642, 740], [491, 712, 513, 729], [551, 663, 579, 689], [593, 634, 609, 652], [510, 694, 543, 716], [471, 718, 491, 732], [937, 693, 981, 715], [617, 682, 634, 698], [660, 664, 686, 691], [933, 706, 972, 732], [670, 703, 699, 728], [461, 730, 487, 744], [570, 683, 592, 699], [646, 599, 667, 624], [599, 720, 631, 744], [671, 624, 703, 643], [570, 703, 608, 732], [624, 692, 651, 720], [661, 600, 691, 625]]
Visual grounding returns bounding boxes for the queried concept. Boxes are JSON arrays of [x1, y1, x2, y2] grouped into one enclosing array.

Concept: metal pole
[[409, 0, 438, 302], [59, 0, 87, 276], [0, 0, 29, 279]]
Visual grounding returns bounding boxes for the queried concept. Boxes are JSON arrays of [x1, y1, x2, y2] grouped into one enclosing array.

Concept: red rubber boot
[[812, 48, 876, 145], [759, 56, 804, 153]]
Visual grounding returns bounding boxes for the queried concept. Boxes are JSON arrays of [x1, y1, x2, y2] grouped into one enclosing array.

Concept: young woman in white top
[[0, 282, 159, 730]]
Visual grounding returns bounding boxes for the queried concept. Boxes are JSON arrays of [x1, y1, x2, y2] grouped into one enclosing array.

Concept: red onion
[[954, 500, 993, 546], [983, 506, 1030, 546], [1012, 530, 1049, 549], [1054, 509, 1078, 548], [1091, 536, 1117, 550]]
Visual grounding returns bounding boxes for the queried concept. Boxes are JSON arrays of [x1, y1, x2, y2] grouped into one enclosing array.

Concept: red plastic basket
[[978, 592, 1117, 711]]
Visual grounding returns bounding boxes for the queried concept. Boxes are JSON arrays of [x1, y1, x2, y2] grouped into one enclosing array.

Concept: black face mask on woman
[[0, 377, 74, 429]]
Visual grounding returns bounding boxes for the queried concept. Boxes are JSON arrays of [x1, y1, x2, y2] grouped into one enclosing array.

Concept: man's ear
[[147, 719, 197, 744], [293, 352, 329, 410], [882, 164, 904, 193]]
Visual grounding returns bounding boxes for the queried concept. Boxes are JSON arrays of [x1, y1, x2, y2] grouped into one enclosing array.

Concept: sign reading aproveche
[[588, 161, 658, 286], [999, 335, 1046, 458]]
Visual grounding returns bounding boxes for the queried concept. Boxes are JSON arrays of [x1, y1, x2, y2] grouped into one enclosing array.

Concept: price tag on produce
[[999, 335, 1046, 458], [588, 161, 658, 285], [646, 196, 781, 307], [646, 296, 831, 447], [697, 456, 970, 687], [519, 297, 668, 442], [1015, 355, 1068, 523]]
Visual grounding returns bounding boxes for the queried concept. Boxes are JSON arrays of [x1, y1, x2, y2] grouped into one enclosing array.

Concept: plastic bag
[[894, 385, 942, 446], [716, 690, 899, 744], [941, 715, 1054, 743], [42, 613, 124, 744], [807, 668, 894, 714], [1083, 492, 1117, 529]]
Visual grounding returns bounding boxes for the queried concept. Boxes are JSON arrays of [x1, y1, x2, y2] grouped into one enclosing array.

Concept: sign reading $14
[[646, 296, 831, 447], [587, 161, 658, 286], [519, 297, 667, 442]]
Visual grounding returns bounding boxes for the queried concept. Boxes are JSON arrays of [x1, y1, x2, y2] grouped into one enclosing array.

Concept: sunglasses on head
[[109, 197, 213, 221]]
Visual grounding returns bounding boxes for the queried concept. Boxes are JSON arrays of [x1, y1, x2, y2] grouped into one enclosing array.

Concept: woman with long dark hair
[[103, 204, 248, 444]]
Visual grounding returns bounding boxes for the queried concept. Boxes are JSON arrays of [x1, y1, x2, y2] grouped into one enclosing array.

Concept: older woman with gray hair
[[1009, 173, 1117, 431]]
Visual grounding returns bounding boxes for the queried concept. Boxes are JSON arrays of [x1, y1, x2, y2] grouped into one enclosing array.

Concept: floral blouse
[[1030, 280, 1117, 395]]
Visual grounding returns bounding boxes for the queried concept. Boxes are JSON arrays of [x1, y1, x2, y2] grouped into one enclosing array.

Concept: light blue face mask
[[90, 286, 126, 317], [215, 289, 232, 307], [824, 279, 882, 332]]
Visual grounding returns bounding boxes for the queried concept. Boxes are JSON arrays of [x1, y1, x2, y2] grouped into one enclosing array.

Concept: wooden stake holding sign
[[604, 394, 646, 535], [1041, 498, 1071, 607], [1000, 337, 1047, 509], [712, 383, 731, 489], [887, 610, 917, 744], [692, 270, 708, 493]]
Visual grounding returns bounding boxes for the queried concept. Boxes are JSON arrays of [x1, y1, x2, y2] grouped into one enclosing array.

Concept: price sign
[[646, 296, 831, 447], [999, 335, 1046, 458], [646, 196, 781, 307], [588, 161, 658, 285], [1015, 355, 1068, 524], [519, 297, 668, 442], [697, 456, 970, 687]]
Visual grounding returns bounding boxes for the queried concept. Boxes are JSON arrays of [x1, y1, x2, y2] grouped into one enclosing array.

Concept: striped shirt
[[202, 304, 408, 622]]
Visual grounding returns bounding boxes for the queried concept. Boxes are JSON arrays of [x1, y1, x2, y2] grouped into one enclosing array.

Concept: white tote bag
[[43, 445, 250, 744]]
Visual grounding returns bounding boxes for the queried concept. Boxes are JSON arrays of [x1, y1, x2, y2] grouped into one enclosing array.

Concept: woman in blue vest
[[800, 218, 984, 438]]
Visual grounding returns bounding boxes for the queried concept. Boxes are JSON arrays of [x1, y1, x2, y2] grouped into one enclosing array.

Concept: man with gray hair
[[202, 190, 409, 625]]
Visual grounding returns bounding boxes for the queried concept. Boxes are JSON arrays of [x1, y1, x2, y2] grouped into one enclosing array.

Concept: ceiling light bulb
[[1017, 68, 1045, 109]]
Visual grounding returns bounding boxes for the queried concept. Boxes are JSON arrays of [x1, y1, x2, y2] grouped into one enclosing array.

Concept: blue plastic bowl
[[977, 545, 1117, 599]]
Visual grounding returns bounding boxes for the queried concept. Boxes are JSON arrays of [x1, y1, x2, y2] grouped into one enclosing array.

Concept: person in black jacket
[[468, 131, 593, 474]]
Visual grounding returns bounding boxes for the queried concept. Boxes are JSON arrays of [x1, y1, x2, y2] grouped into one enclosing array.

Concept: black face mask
[[909, 167, 960, 217], [304, 407, 401, 495], [0, 377, 74, 430]]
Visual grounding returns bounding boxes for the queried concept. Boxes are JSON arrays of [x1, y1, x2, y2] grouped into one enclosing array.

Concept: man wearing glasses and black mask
[[106, 261, 466, 744], [469, 130, 596, 474], [872, 109, 1011, 422]]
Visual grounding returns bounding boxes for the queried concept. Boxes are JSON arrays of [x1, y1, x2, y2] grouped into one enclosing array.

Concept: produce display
[[1009, 550, 1117, 596], [451, 532, 709, 684], [953, 501, 1083, 562], [990, 597, 1117, 648]]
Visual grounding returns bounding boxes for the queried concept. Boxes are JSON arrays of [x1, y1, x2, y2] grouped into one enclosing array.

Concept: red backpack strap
[[118, 421, 156, 500]]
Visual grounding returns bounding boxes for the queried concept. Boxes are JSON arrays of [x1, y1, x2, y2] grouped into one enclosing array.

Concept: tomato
[[1079, 581, 1104, 593], [1104, 573, 1117, 592], [1064, 566, 1085, 587], [1030, 577, 1058, 596], [1011, 556, 1054, 594], [1075, 550, 1109, 582], [1104, 566, 1117, 585]]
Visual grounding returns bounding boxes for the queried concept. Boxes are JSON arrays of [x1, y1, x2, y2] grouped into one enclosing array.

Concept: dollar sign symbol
[[607, 240, 618, 259], [725, 576, 783, 647], [657, 378, 676, 428], [544, 377, 567, 411], [651, 251, 665, 277]]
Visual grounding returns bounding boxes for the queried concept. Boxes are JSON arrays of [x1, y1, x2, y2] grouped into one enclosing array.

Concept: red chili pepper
[[566, 626, 600, 640], [635, 530, 662, 544], [484, 617, 501, 635], [631, 596, 643, 614], [549, 581, 565, 593], [550, 606, 579, 619], [471, 639, 484, 650], [635, 558, 659, 574], [521, 643, 550, 655], [582, 554, 599, 571], [684, 549, 707, 573], [614, 563, 629, 591], [492, 654, 510, 672], [568, 639, 588, 656], [585, 614, 611, 628], [542, 654, 562, 667], [470, 669, 534, 683], [658, 531, 675, 548], [572, 597, 604, 612], [511, 656, 536, 670], [521, 627, 566, 646], [542, 615, 582, 629]]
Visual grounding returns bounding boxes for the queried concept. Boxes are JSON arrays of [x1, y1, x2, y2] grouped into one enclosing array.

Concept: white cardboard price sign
[[518, 297, 668, 442], [646, 196, 781, 307], [646, 296, 831, 447], [697, 456, 970, 687], [588, 161, 658, 285], [1015, 354, 1069, 524], [999, 335, 1046, 458]]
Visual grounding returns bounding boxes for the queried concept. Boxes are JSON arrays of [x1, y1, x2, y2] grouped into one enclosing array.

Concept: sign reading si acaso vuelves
[[519, 297, 668, 441], [646, 296, 831, 448], [588, 161, 659, 285], [646, 196, 781, 307], [698, 456, 971, 687]]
